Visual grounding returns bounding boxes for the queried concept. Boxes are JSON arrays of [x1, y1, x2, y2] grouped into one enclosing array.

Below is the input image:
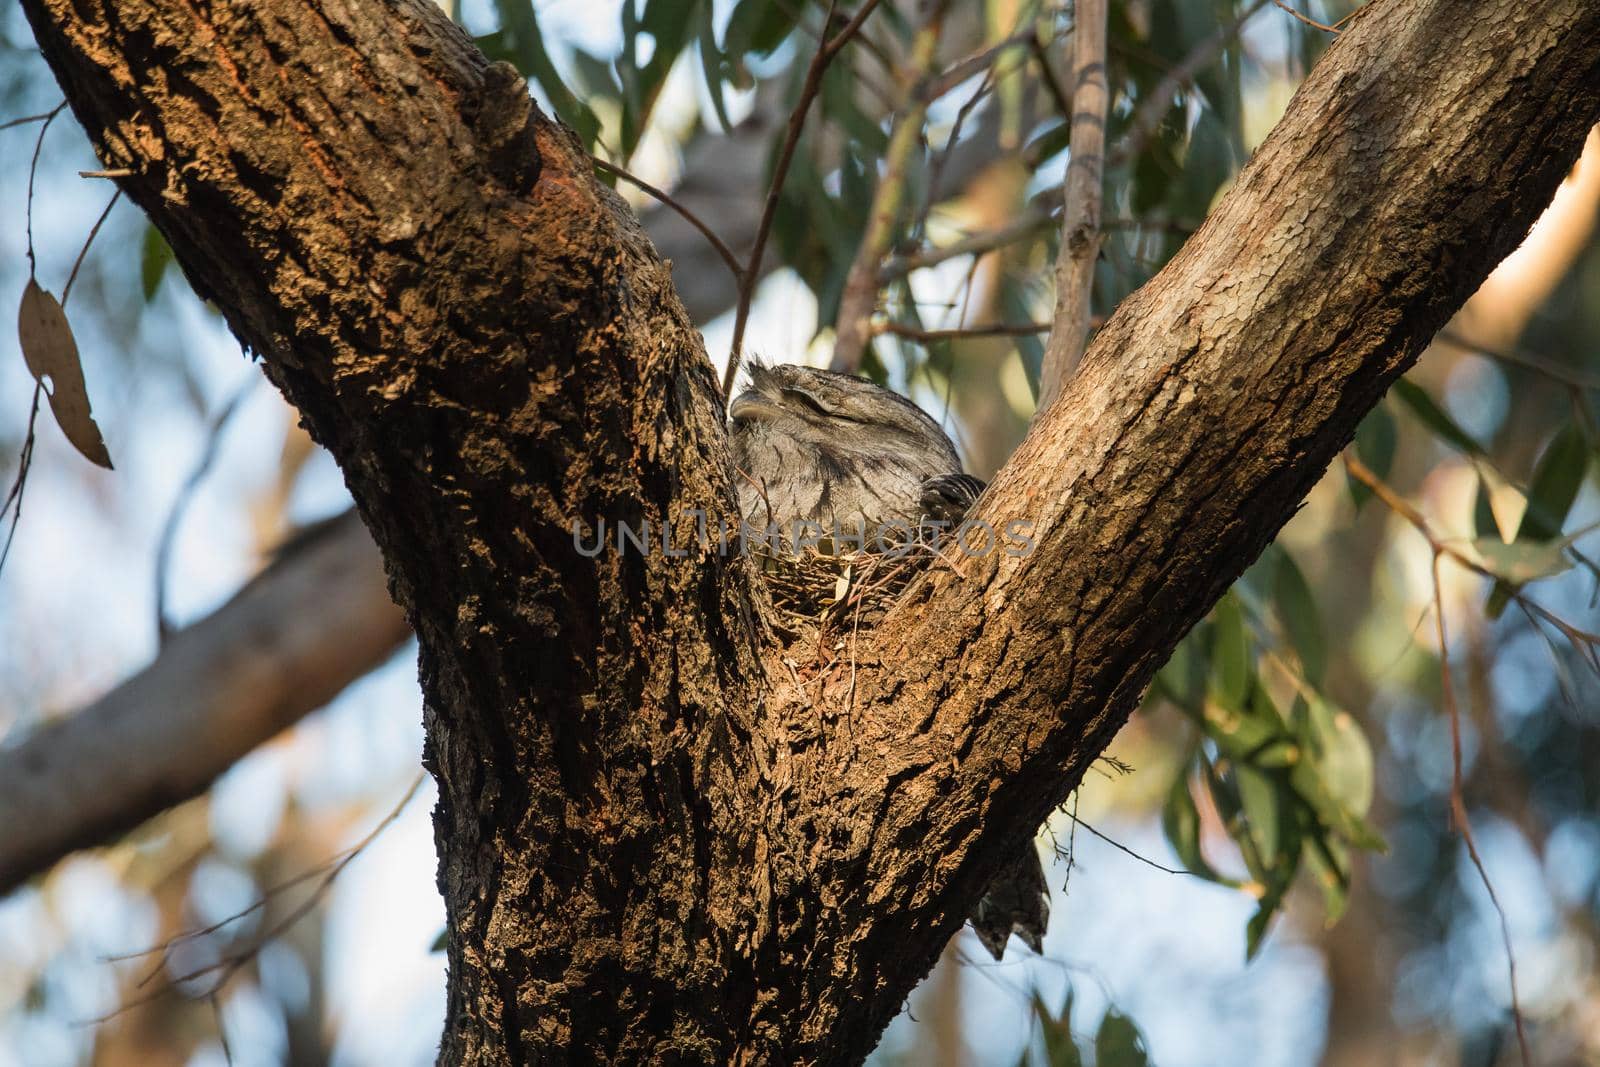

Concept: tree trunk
[[18, 0, 1600, 1062]]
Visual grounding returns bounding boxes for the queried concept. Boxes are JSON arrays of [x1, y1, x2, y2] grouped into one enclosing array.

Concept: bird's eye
[[784, 388, 833, 417]]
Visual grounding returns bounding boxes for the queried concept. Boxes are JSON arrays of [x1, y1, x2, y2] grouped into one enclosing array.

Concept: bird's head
[[728, 361, 959, 465]]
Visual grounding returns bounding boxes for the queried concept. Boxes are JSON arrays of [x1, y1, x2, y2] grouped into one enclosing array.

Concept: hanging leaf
[[1486, 424, 1590, 615], [1094, 1009, 1150, 1067], [1467, 536, 1574, 586], [140, 224, 173, 302], [1303, 697, 1375, 820], [1032, 990, 1084, 1067], [1286, 703, 1388, 857], [1303, 828, 1351, 925], [17, 279, 113, 469], [1273, 550, 1325, 685], [724, 0, 800, 61], [1208, 594, 1250, 711], [1391, 377, 1486, 458], [1161, 763, 1228, 883], [1234, 762, 1283, 865], [616, 0, 704, 155], [697, 6, 736, 133]]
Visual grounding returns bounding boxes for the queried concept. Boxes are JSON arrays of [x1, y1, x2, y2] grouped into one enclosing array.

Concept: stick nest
[[758, 545, 928, 643]]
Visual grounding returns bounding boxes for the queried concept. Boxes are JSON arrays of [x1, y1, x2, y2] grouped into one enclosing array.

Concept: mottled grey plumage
[[728, 361, 1049, 960], [729, 362, 963, 537]]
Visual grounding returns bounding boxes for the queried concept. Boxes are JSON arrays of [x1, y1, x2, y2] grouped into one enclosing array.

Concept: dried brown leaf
[[17, 278, 113, 469]]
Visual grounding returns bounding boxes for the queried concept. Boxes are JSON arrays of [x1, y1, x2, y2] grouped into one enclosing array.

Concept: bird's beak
[[729, 389, 776, 422]]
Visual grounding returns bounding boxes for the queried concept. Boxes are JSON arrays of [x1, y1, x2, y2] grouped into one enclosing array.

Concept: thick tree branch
[[0, 511, 407, 893], [17, 0, 1600, 1065]]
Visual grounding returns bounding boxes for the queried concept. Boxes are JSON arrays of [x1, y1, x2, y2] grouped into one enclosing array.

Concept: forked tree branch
[[16, 0, 1600, 1063]]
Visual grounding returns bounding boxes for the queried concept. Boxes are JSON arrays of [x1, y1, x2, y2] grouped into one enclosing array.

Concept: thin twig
[[1270, 0, 1341, 34], [875, 320, 1052, 342], [723, 0, 885, 397], [78, 168, 134, 179], [62, 189, 122, 307], [25, 102, 67, 274], [1038, 0, 1109, 405], [591, 156, 742, 280], [830, 0, 950, 373], [1, 107, 65, 132], [0, 386, 45, 581], [91, 775, 425, 1023], [154, 378, 259, 640], [1067, 816, 1197, 877], [1430, 554, 1531, 1067]]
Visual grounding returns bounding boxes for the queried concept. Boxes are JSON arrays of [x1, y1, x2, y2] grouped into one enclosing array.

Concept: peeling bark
[[16, 0, 1600, 1063]]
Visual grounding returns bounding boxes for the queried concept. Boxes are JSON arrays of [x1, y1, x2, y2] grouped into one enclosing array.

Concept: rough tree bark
[[0, 69, 1034, 889], [17, 0, 1600, 1064]]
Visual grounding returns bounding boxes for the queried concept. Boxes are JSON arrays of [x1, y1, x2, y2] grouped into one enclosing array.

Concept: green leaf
[[1273, 551, 1325, 685], [1303, 828, 1351, 925], [1023, 120, 1073, 168], [1468, 537, 1574, 586], [821, 62, 890, 158], [1208, 595, 1250, 712], [1289, 701, 1385, 855], [617, 0, 703, 155], [697, 7, 735, 134], [482, 1, 601, 148], [1487, 424, 1591, 615], [430, 927, 447, 952], [1162, 764, 1227, 883], [140, 224, 173, 302], [1154, 624, 1207, 711], [1348, 403, 1397, 508], [1392, 377, 1486, 458], [1033, 990, 1084, 1067], [1095, 1009, 1149, 1067], [1305, 697, 1375, 820], [1235, 763, 1283, 864], [724, 0, 800, 60], [1175, 108, 1236, 218]]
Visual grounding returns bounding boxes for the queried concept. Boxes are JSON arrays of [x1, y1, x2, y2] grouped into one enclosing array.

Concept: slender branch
[[1271, 0, 1346, 35], [1038, 0, 1108, 405], [61, 188, 121, 305], [24, 101, 65, 274], [829, 1, 949, 373], [880, 0, 1263, 290], [723, 0, 884, 396], [0, 510, 410, 893], [92, 775, 424, 1022], [875, 319, 1052, 342], [154, 378, 258, 640], [1428, 555, 1531, 1067], [0, 105, 64, 131], [591, 156, 743, 281]]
